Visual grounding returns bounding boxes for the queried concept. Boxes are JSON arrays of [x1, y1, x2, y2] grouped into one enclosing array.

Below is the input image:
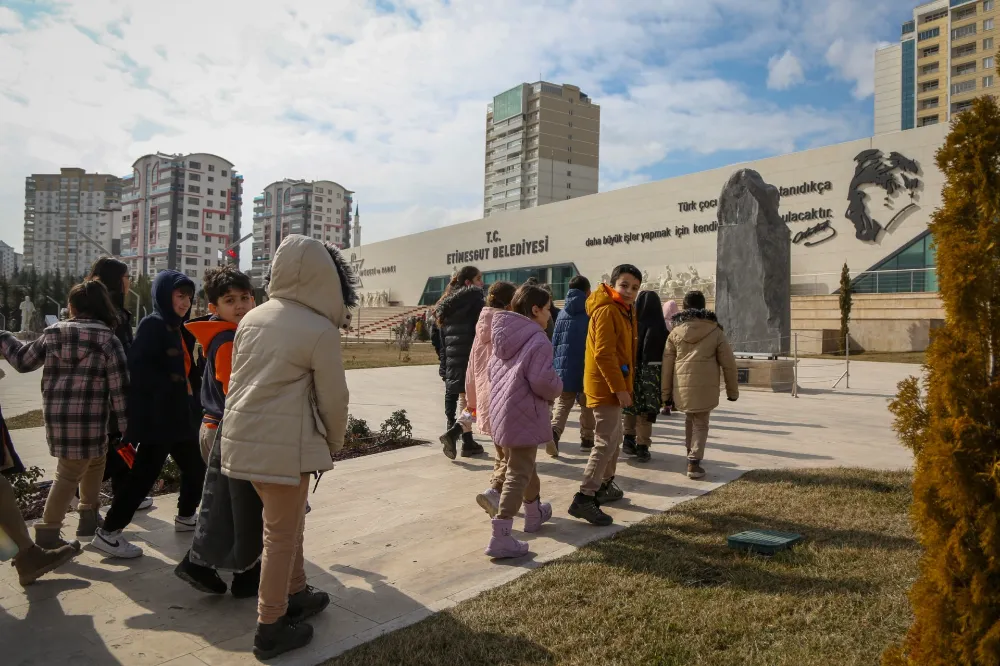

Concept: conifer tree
[[884, 96, 1000, 665], [839, 262, 852, 354]]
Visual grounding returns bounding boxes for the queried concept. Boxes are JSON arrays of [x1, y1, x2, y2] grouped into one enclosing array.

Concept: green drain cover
[[727, 529, 803, 556]]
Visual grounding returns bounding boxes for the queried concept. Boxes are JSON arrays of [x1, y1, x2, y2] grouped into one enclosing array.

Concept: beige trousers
[[623, 413, 653, 446], [489, 444, 508, 492], [580, 405, 622, 496], [40, 455, 107, 529], [550, 392, 596, 440], [685, 411, 711, 461], [198, 423, 217, 464], [497, 446, 540, 520], [253, 474, 310, 625]]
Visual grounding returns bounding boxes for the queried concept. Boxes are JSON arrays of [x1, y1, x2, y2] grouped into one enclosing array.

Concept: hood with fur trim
[[265, 235, 358, 329], [435, 285, 485, 326], [670, 308, 722, 345]]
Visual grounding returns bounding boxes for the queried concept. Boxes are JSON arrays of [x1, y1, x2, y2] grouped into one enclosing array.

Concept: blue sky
[[0, 0, 916, 254]]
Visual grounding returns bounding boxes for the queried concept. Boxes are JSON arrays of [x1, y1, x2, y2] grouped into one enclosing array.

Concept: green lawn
[[326, 468, 918, 666]]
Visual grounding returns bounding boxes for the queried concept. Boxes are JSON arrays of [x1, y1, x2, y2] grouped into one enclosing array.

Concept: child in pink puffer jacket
[[484, 284, 563, 559], [464, 281, 517, 518]]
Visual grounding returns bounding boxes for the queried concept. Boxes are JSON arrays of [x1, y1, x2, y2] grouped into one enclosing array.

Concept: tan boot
[[34, 524, 81, 552], [75, 508, 103, 538], [13, 544, 79, 586], [687, 461, 706, 480]]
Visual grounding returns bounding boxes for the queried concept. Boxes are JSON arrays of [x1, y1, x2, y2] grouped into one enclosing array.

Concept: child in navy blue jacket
[[550, 275, 595, 455], [93, 270, 207, 559]]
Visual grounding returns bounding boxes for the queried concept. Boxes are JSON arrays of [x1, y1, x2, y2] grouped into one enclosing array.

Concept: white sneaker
[[91, 528, 143, 558], [137, 497, 154, 511], [476, 488, 500, 518], [174, 515, 197, 532]]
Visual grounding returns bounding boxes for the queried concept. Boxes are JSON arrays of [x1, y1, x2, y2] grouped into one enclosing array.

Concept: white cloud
[[0, 0, 900, 261], [826, 38, 890, 99], [767, 50, 805, 90]]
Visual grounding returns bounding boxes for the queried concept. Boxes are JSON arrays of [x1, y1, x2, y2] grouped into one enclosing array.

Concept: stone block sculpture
[[715, 169, 790, 355]]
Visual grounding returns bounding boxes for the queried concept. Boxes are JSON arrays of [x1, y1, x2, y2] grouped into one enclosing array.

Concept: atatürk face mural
[[846, 149, 921, 242]]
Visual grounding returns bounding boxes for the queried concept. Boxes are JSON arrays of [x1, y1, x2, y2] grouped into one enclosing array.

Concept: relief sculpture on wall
[[600, 265, 715, 300]]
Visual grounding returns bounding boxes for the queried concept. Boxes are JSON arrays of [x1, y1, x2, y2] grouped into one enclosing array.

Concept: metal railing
[[791, 267, 937, 296]]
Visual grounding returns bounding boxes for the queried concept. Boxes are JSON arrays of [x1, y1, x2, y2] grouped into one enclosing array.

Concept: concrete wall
[[352, 123, 948, 306], [874, 44, 903, 135], [790, 293, 943, 353]]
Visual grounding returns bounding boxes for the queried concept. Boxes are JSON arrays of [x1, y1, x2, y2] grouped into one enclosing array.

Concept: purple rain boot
[[484, 518, 529, 559], [522, 498, 552, 533]]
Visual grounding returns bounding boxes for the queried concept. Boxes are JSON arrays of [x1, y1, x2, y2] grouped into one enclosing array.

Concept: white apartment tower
[[484, 81, 600, 217], [0, 241, 19, 278], [23, 168, 122, 275], [119, 153, 243, 288], [251, 179, 354, 284]]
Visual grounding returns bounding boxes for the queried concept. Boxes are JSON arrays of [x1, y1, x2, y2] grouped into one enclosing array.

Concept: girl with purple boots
[[484, 284, 563, 558]]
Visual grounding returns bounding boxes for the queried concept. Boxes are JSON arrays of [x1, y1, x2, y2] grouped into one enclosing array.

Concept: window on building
[[314, 215, 322, 221], [207, 189, 214, 196], [920, 79, 940, 92], [206, 212, 214, 219], [955, 61, 978, 75], [985, 37, 995, 50], [187, 209, 198, 217], [186, 244, 197, 252], [205, 247, 211, 254], [567, 183, 571, 188], [186, 233, 198, 241], [986, 74, 995, 87], [986, 56, 995, 69], [316, 196, 324, 202], [208, 164, 215, 172], [188, 185, 200, 193], [952, 79, 977, 94], [955, 6, 978, 21], [189, 161, 201, 169], [188, 173, 201, 182], [187, 221, 199, 229], [205, 259, 211, 266], [921, 44, 940, 57], [566, 195, 571, 200], [337, 193, 342, 199], [921, 62, 940, 75], [567, 146, 572, 152], [219, 214, 226, 221], [206, 223, 213, 231], [853, 232, 936, 293], [221, 170, 227, 177], [953, 24, 978, 39], [986, 0, 996, 11], [185, 257, 197, 265], [204, 235, 211, 243], [986, 18, 995, 31]]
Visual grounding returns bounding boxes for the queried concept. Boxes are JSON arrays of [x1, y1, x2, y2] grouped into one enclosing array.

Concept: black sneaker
[[174, 552, 227, 595], [460, 432, 485, 457], [622, 435, 638, 456], [440, 423, 462, 460], [595, 478, 625, 505], [231, 562, 261, 599], [568, 492, 613, 526], [253, 616, 313, 661], [286, 584, 331, 623], [580, 437, 594, 450], [635, 445, 651, 463]]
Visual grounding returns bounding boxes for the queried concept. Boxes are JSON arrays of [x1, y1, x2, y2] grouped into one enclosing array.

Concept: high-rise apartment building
[[484, 81, 600, 218], [23, 168, 122, 275], [119, 152, 243, 287], [875, 0, 998, 134], [250, 179, 354, 284], [0, 241, 20, 278]]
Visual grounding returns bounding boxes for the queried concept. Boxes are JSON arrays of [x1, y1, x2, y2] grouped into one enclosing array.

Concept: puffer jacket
[[552, 288, 588, 393], [488, 311, 563, 448], [435, 286, 485, 395], [465, 306, 501, 436], [583, 284, 637, 408], [662, 309, 739, 413], [221, 235, 356, 486]]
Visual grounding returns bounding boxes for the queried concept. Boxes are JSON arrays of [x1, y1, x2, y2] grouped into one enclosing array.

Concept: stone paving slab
[[0, 360, 916, 665]]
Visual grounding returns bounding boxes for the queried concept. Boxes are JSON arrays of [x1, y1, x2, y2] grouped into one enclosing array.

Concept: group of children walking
[[431, 263, 740, 557], [0, 234, 359, 660]]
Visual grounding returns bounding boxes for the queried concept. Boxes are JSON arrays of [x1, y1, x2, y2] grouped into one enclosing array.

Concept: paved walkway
[[0, 359, 915, 665]]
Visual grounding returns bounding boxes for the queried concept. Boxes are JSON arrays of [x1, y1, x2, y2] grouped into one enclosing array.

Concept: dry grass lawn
[[803, 351, 925, 364], [6, 409, 43, 430], [325, 468, 918, 666], [342, 341, 439, 370]]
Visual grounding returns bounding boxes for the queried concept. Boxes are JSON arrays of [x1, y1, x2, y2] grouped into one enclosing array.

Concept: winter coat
[[662, 309, 739, 413], [488, 311, 563, 448], [551, 288, 589, 393], [636, 291, 668, 365], [583, 284, 638, 408], [434, 286, 485, 395], [127, 270, 201, 446], [0, 320, 129, 459], [465, 306, 501, 436], [186, 315, 237, 425], [663, 300, 680, 332], [222, 234, 355, 486], [190, 425, 263, 573]]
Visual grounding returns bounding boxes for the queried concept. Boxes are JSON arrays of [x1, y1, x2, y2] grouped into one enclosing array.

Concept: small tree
[[839, 262, 852, 355], [883, 96, 1000, 666]]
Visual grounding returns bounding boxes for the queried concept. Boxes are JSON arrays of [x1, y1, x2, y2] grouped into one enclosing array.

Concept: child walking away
[[435, 266, 487, 459], [550, 275, 595, 455], [174, 265, 262, 598], [662, 291, 739, 479], [568, 265, 640, 527], [1, 421, 79, 585], [660, 299, 680, 416], [222, 235, 355, 660], [485, 285, 562, 558], [0, 281, 129, 550], [623, 290, 669, 463], [466, 281, 517, 517], [94, 270, 207, 559]]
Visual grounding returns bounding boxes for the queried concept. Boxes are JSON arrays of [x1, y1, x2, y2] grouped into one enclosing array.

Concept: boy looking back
[[175, 265, 263, 598], [569, 265, 640, 527]]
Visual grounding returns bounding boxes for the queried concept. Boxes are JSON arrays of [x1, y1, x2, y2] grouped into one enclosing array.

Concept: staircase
[[348, 306, 428, 339]]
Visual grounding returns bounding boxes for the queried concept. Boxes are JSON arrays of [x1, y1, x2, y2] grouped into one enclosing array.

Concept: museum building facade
[[349, 123, 947, 307]]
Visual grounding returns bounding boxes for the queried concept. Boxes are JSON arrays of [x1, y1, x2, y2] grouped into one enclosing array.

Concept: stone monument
[[18, 296, 35, 333], [715, 168, 794, 391]]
